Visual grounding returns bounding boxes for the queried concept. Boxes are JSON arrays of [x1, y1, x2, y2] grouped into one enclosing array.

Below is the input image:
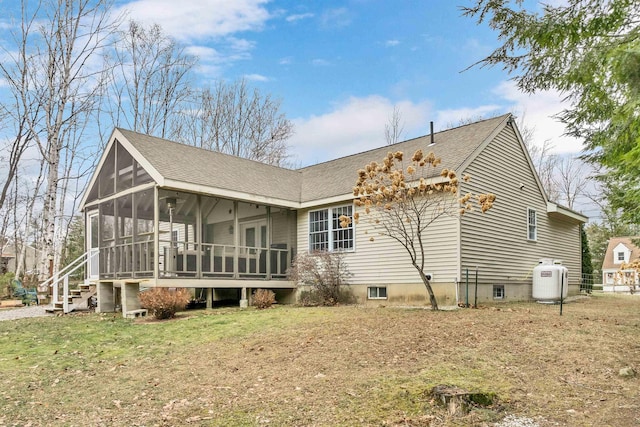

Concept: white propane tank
[[532, 259, 568, 301]]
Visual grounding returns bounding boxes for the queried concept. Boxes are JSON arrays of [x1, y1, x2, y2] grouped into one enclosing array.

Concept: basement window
[[368, 286, 387, 300], [493, 285, 505, 300]]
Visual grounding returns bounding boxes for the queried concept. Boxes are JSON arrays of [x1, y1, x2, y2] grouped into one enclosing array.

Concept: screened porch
[[95, 188, 297, 282]]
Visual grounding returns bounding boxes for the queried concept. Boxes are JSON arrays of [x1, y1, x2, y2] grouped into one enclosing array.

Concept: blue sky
[[113, 0, 581, 166]]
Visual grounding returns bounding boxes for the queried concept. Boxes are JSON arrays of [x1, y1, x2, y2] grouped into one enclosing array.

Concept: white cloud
[[289, 96, 432, 166], [492, 81, 584, 154], [185, 45, 222, 62], [279, 57, 293, 65], [244, 73, 269, 82], [311, 58, 331, 66], [115, 0, 271, 41], [385, 39, 400, 47], [434, 105, 502, 129], [320, 7, 351, 28], [286, 13, 314, 23]]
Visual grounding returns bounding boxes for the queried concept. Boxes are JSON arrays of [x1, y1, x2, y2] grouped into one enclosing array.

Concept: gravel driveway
[[0, 305, 53, 321]]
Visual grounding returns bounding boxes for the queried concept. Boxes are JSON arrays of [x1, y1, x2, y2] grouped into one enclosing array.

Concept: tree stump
[[430, 385, 496, 416]]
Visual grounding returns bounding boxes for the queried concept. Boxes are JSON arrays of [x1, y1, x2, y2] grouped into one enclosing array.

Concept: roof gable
[[81, 129, 162, 209], [602, 237, 640, 270], [115, 129, 303, 207]]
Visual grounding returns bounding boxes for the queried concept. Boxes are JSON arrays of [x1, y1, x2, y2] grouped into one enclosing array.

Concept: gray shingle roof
[[298, 114, 509, 202], [118, 129, 302, 203], [115, 114, 510, 205]]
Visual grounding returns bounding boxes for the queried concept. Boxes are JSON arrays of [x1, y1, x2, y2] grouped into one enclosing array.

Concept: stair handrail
[[40, 251, 91, 290], [46, 250, 99, 313]]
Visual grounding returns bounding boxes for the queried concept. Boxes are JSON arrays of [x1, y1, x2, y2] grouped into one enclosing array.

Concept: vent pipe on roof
[[430, 121, 434, 145]]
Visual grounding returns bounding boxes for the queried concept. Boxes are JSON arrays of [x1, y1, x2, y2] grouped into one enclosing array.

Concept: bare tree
[[385, 105, 405, 145], [552, 156, 591, 210], [13, 159, 46, 278], [525, 138, 559, 202], [106, 20, 196, 138], [6, 0, 120, 280], [351, 150, 495, 310], [0, 1, 41, 215], [172, 79, 294, 167]]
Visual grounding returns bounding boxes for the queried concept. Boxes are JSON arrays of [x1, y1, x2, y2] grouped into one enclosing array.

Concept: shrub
[[298, 287, 356, 306], [1, 272, 16, 299], [252, 289, 276, 309], [288, 251, 352, 306], [139, 288, 190, 320]]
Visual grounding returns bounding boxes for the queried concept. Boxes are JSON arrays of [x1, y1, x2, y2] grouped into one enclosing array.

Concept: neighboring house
[[79, 114, 587, 315], [0, 241, 38, 276], [601, 237, 640, 291]]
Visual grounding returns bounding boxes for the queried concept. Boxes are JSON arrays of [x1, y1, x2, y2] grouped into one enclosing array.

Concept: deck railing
[[40, 250, 98, 313]]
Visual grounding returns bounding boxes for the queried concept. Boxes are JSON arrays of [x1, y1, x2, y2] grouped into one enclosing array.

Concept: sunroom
[[81, 129, 299, 314]]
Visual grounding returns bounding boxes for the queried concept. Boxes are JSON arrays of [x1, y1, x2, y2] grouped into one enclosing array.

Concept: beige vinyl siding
[[270, 209, 297, 252], [297, 201, 459, 285], [460, 124, 582, 288]]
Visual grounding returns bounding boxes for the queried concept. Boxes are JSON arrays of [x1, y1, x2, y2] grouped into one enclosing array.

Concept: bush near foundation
[[288, 251, 352, 306], [252, 289, 276, 309], [139, 288, 190, 319]]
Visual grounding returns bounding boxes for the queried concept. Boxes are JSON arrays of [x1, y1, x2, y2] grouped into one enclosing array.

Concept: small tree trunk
[[416, 267, 439, 310]]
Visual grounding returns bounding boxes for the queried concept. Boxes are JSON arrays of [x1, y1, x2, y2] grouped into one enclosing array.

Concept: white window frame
[[368, 286, 387, 299], [527, 208, 537, 241], [493, 285, 505, 300], [617, 252, 625, 261], [308, 205, 354, 252]]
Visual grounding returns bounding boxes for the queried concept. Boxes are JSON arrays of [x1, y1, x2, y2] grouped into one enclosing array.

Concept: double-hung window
[[309, 205, 354, 251], [527, 208, 537, 241]]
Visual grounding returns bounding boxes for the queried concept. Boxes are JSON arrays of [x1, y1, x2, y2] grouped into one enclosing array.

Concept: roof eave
[[546, 202, 588, 223], [162, 179, 301, 209]]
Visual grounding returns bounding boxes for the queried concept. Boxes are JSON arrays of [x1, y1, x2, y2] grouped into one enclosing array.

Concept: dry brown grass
[[0, 293, 638, 426]]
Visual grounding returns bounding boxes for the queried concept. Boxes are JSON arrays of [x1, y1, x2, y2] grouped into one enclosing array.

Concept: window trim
[[493, 285, 505, 300], [368, 286, 387, 300], [527, 208, 537, 241], [308, 205, 355, 252]]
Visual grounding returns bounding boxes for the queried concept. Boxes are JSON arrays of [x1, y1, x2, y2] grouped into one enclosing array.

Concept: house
[[78, 114, 587, 315], [0, 240, 38, 276], [601, 237, 640, 291]]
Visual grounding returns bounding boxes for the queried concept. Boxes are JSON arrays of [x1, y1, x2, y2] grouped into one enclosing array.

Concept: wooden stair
[[46, 282, 97, 314]]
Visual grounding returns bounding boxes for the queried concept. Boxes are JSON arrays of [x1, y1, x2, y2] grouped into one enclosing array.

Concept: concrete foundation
[[96, 282, 115, 313], [240, 287, 248, 308], [206, 288, 213, 309], [121, 282, 142, 318]]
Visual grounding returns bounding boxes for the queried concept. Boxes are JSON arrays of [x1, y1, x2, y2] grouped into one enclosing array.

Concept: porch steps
[[45, 282, 97, 314]]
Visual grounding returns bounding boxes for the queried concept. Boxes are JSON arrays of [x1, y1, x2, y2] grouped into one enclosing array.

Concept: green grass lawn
[[0, 294, 639, 426]]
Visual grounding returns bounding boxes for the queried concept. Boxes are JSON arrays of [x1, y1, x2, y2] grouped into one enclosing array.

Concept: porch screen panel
[[98, 144, 115, 198], [134, 160, 153, 186], [116, 194, 133, 277], [99, 199, 115, 278], [116, 142, 134, 192], [201, 197, 234, 277], [158, 190, 197, 278], [134, 189, 154, 277]]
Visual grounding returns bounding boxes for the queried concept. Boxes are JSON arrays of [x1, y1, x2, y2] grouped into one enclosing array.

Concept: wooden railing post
[[52, 272, 60, 304], [63, 275, 70, 314]]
